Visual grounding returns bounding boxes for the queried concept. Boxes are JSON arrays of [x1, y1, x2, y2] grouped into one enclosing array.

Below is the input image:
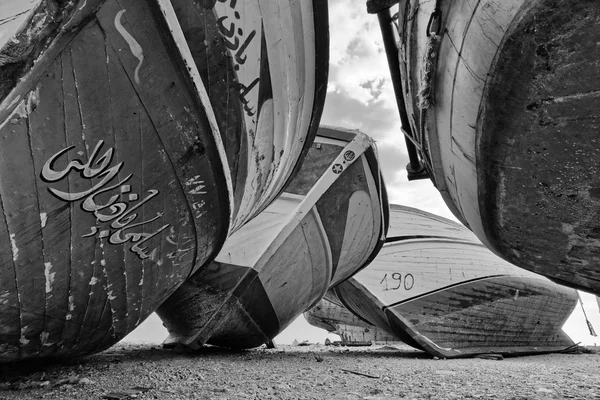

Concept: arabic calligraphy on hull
[[41, 140, 173, 261]]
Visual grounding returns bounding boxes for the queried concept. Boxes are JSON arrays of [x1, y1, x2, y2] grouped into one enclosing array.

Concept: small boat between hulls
[[370, 0, 600, 294], [0, 0, 328, 362], [332, 205, 578, 358], [305, 294, 400, 346], [156, 126, 388, 349]]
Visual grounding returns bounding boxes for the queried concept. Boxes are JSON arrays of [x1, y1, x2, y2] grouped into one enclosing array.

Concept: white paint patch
[[107, 291, 116, 301], [138, 277, 143, 286], [40, 212, 47, 228], [114, 10, 145, 85], [65, 295, 75, 320], [89, 276, 98, 285], [100, 259, 106, 266], [9, 233, 18, 261], [44, 262, 55, 293], [20, 326, 29, 345]]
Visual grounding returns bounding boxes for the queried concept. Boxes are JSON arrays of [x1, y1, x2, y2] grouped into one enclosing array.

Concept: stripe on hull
[[334, 205, 578, 358], [157, 127, 388, 349]]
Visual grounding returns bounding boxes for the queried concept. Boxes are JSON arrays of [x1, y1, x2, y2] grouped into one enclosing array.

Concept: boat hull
[[170, 0, 329, 231], [333, 205, 577, 358], [0, 0, 230, 362], [305, 294, 399, 345], [390, 0, 600, 293], [157, 127, 388, 349]]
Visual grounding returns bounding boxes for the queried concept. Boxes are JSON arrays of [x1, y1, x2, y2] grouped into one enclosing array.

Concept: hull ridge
[[375, 0, 600, 293], [157, 126, 389, 349], [333, 205, 578, 358]]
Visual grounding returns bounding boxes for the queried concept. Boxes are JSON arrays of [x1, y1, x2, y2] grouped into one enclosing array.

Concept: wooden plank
[[157, 127, 387, 349], [336, 206, 579, 358]]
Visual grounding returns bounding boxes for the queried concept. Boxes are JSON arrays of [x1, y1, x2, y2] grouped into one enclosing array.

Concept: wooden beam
[[366, 0, 400, 14]]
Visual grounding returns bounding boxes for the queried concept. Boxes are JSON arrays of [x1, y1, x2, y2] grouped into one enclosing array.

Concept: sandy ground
[[0, 343, 599, 400]]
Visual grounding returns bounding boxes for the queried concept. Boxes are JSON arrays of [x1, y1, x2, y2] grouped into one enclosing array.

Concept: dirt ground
[[0, 343, 599, 400]]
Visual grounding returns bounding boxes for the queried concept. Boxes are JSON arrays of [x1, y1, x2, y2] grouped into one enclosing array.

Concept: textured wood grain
[[0, 0, 232, 362], [334, 206, 578, 358], [393, 0, 600, 294], [157, 127, 388, 349], [169, 0, 329, 232]]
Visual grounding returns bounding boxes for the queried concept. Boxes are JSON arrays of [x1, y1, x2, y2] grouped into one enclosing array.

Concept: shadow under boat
[[0, 0, 327, 362], [369, 0, 600, 295], [331, 205, 578, 359], [156, 126, 389, 349]]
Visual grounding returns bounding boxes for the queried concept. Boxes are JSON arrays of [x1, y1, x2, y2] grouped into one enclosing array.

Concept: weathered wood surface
[[0, 0, 229, 362], [304, 295, 399, 345], [0, 0, 327, 362], [391, 0, 600, 293], [157, 127, 388, 349], [334, 206, 578, 358], [171, 0, 329, 232]]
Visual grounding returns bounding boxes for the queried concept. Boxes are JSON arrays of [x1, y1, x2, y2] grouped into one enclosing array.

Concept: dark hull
[[478, 0, 600, 294], [157, 127, 388, 349], [380, 0, 600, 293]]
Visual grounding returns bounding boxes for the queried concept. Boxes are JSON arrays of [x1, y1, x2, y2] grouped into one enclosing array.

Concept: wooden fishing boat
[[156, 126, 389, 349], [369, 1, 600, 294], [332, 204, 578, 358], [305, 294, 399, 345], [0, 0, 328, 362]]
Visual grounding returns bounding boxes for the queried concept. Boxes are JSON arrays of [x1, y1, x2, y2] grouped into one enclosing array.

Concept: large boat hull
[[157, 127, 389, 349], [0, 0, 327, 361], [333, 205, 577, 358], [383, 0, 600, 293]]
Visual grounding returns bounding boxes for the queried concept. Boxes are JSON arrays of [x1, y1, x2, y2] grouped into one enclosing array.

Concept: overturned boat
[[157, 126, 388, 349], [370, 0, 600, 294], [0, 0, 327, 361], [332, 205, 578, 358], [305, 294, 399, 346]]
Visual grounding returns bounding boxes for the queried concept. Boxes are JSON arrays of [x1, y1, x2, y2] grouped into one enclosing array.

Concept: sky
[[125, 0, 600, 347]]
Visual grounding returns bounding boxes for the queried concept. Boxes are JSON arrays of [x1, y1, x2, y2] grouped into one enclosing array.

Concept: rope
[[578, 292, 597, 337]]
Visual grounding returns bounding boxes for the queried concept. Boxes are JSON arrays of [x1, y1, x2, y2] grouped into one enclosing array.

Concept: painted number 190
[[379, 273, 414, 291]]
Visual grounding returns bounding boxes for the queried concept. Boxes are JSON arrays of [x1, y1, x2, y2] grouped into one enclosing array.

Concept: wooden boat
[[332, 204, 578, 358], [305, 294, 399, 345], [0, 0, 327, 362], [156, 126, 389, 349], [369, 1, 600, 294]]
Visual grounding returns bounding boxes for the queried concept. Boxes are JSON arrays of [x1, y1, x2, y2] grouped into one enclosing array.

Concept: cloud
[[322, 0, 456, 223]]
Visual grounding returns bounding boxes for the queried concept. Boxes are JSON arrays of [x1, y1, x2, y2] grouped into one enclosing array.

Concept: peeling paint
[[9, 233, 18, 261], [44, 262, 55, 293], [107, 291, 116, 301], [89, 276, 98, 285], [19, 326, 29, 345], [65, 295, 75, 320], [114, 10, 145, 85], [40, 212, 47, 228]]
